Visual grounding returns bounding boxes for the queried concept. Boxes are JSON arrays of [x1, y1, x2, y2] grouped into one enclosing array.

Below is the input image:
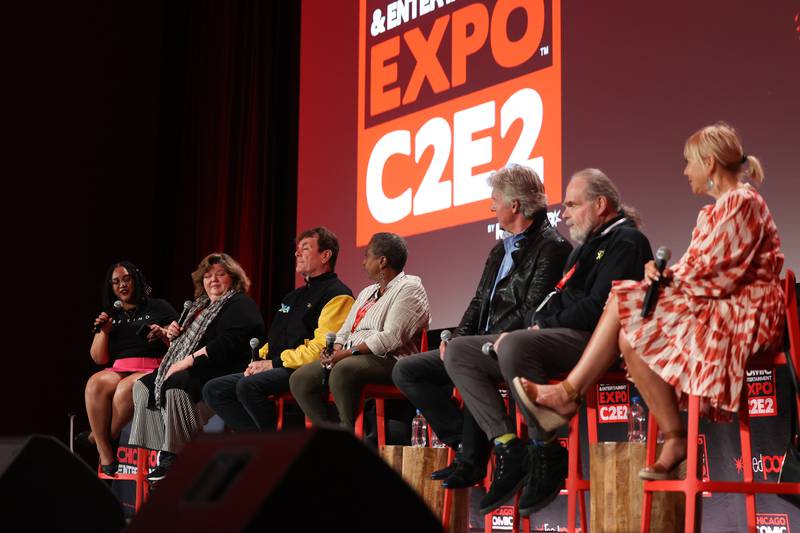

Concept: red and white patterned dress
[[613, 184, 785, 420]]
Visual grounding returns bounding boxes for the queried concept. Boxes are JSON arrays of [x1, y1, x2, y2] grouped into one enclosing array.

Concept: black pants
[[202, 368, 293, 431], [392, 350, 491, 467]]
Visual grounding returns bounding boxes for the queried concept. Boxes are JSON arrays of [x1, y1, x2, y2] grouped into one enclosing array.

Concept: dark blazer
[[192, 292, 266, 376], [455, 210, 572, 337]]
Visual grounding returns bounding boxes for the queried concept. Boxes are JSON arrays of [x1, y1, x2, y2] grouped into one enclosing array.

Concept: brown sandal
[[639, 429, 688, 480], [512, 377, 581, 432]]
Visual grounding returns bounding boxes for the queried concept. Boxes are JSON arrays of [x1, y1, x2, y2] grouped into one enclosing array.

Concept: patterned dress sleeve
[[671, 188, 765, 298]]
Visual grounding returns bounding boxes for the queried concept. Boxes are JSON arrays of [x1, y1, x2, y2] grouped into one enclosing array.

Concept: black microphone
[[249, 338, 261, 362], [177, 300, 192, 326], [322, 332, 336, 387], [93, 300, 123, 334], [641, 246, 672, 318], [481, 341, 497, 359]]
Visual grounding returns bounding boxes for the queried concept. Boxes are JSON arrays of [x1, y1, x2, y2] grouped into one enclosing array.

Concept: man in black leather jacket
[[392, 163, 572, 488]]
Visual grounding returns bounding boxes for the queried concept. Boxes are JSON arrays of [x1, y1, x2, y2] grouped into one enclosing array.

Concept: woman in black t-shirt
[[86, 261, 177, 475]]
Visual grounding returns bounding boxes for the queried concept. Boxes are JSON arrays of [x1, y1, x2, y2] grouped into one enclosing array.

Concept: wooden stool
[[590, 442, 683, 533], [381, 445, 469, 533]]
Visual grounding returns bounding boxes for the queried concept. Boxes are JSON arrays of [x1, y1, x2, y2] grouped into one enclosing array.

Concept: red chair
[[353, 328, 429, 446], [271, 390, 312, 431], [97, 445, 151, 514], [641, 269, 800, 532]]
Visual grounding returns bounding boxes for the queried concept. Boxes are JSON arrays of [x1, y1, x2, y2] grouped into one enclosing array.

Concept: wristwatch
[[350, 347, 361, 356]]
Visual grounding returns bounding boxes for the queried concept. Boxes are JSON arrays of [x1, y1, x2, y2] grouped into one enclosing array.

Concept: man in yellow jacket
[[202, 227, 354, 430]]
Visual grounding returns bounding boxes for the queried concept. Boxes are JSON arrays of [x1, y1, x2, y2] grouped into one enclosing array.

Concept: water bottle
[[430, 428, 446, 448], [411, 410, 428, 447], [627, 396, 646, 443]]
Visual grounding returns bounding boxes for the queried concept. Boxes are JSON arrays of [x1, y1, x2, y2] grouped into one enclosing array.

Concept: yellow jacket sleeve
[[280, 294, 355, 369]]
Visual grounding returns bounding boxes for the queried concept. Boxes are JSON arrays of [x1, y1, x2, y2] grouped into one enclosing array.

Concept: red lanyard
[[351, 295, 378, 332], [555, 263, 578, 291]]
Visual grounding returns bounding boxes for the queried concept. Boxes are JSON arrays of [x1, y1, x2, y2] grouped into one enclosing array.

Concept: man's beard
[[568, 215, 598, 244]]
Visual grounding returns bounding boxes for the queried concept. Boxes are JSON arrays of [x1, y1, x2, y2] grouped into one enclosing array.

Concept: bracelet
[[191, 353, 196, 361]]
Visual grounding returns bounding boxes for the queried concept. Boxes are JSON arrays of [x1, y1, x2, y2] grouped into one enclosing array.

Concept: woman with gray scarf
[[129, 252, 264, 482]]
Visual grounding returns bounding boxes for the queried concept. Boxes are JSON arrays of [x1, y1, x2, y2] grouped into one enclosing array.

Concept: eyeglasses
[[110, 275, 132, 286]]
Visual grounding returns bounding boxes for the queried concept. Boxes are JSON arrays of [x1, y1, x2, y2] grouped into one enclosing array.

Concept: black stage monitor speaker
[[127, 427, 443, 532], [0, 434, 125, 531]]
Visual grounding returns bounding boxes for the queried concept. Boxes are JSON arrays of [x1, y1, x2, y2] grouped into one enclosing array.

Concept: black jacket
[[267, 272, 353, 368], [531, 215, 653, 332], [455, 210, 573, 337]]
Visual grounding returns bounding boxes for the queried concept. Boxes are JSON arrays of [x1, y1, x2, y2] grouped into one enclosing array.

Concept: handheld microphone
[[322, 332, 337, 388], [481, 341, 497, 359], [641, 246, 672, 318], [249, 338, 261, 362], [440, 330, 452, 344], [177, 300, 192, 326], [92, 300, 124, 334]]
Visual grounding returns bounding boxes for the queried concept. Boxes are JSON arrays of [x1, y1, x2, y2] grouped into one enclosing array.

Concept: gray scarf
[[152, 289, 236, 407]]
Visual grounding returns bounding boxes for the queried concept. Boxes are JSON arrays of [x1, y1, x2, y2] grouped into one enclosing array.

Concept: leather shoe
[[442, 461, 486, 489], [431, 460, 459, 480]]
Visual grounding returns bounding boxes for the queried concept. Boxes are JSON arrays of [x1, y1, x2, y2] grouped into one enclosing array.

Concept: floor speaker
[[127, 427, 443, 532], [0, 434, 125, 531]]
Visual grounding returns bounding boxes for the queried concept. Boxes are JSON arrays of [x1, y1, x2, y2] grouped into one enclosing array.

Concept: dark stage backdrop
[[5, 1, 300, 441], [297, 0, 800, 330]]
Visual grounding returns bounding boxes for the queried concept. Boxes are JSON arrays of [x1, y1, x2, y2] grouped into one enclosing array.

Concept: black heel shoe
[[100, 460, 119, 476]]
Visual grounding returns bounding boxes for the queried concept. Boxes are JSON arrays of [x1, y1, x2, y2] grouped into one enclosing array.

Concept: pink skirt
[[107, 357, 162, 373]]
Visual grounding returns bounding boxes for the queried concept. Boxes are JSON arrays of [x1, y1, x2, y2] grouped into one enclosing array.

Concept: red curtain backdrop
[[3, 0, 300, 438], [155, 0, 300, 322]]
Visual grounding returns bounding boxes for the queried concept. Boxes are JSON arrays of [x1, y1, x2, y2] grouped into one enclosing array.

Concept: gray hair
[[368, 232, 408, 271], [486, 164, 547, 218], [572, 168, 642, 228]]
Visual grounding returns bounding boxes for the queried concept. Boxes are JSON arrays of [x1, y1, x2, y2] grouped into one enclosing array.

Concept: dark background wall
[[4, 1, 300, 439]]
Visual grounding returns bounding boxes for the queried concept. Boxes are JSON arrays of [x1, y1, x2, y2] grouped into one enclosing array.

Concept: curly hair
[[190, 252, 251, 298]]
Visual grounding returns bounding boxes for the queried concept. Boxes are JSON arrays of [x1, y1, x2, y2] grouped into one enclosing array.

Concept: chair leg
[[641, 412, 659, 533], [276, 397, 285, 431], [739, 389, 756, 531], [683, 395, 701, 533], [441, 446, 455, 530], [354, 391, 367, 439], [376, 398, 386, 448]]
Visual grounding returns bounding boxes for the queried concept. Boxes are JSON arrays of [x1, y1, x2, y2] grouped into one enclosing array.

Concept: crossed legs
[[515, 294, 685, 471], [85, 369, 148, 465]]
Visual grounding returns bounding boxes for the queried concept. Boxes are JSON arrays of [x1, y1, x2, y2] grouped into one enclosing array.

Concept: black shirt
[[108, 298, 178, 362]]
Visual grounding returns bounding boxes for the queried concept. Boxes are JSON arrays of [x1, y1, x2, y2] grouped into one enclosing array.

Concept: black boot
[[519, 440, 568, 515], [479, 438, 530, 514]]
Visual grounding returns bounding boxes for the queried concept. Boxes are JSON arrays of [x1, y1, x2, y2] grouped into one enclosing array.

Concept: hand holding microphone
[[641, 246, 672, 318], [249, 337, 261, 362], [438, 329, 452, 360], [321, 332, 337, 387], [92, 300, 123, 334], [166, 300, 193, 341]]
